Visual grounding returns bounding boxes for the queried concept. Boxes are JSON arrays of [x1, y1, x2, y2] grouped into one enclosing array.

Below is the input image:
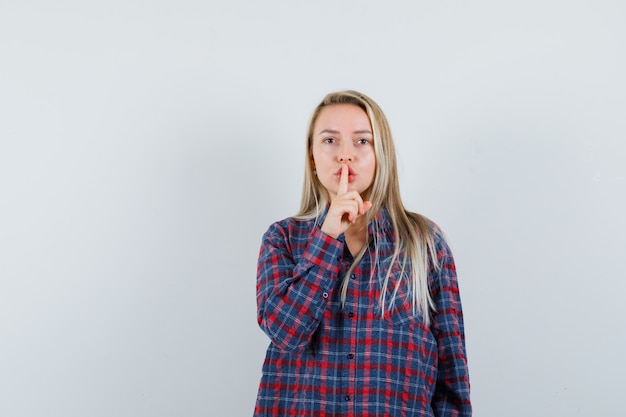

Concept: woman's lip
[[334, 172, 356, 182], [335, 167, 356, 175]]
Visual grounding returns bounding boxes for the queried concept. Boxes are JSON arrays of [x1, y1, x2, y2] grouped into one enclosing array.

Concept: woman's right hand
[[321, 164, 372, 239]]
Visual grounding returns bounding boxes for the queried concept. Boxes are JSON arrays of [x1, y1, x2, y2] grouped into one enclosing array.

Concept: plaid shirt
[[254, 208, 471, 417]]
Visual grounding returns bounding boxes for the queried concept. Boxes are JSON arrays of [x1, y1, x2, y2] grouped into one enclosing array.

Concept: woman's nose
[[338, 147, 354, 162]]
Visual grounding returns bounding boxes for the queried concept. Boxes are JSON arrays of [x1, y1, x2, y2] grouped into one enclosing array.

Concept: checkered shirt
[[254, 208, 471, 416]]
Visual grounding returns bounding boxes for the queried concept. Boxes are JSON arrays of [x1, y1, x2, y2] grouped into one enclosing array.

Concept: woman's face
[[311, 104, 376, 201]]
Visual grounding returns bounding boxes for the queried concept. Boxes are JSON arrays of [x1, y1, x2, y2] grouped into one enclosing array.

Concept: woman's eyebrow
[[318, 129, 340, 136], [317, 129, 372, 135]]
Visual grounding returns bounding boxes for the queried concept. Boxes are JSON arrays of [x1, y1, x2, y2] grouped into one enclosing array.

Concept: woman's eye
[[357, 138, 370, 145], [323, 137, 336, 144]]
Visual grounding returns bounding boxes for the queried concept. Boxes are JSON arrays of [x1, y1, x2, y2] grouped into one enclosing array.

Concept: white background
[[1, 1, 625, 416]]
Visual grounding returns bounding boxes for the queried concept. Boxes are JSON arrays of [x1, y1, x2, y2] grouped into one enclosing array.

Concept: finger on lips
[[332, 164, 374, 226], [338, 164, 349, 195]]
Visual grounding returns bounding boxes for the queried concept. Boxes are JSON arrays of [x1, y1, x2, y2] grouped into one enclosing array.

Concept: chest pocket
[[376, 266, 428, 327]]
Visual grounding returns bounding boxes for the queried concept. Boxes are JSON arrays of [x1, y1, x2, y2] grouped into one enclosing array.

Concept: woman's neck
[[344, 216, 368, 256]]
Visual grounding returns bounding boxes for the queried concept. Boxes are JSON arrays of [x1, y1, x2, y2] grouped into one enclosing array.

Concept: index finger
[[338, 164, 349, 195]]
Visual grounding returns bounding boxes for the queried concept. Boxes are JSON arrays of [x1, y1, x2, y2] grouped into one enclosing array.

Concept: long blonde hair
[[296, 90, 440, 325]]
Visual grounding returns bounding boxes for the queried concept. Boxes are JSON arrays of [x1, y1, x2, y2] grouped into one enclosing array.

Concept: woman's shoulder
[[404, 210, 445, 236], [263, 215, 319, 241], [402, 210, 451, 256], [267, 214, 318, 229]]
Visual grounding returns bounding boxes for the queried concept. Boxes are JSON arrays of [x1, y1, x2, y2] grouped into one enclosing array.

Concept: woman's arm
[[256, 223, 343, 352], [430, 230, 472, 417]]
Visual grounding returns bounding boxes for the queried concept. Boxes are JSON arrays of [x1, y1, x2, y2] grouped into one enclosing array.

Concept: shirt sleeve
[[256, 222, 343, 353], [429, 230, 472, 417]]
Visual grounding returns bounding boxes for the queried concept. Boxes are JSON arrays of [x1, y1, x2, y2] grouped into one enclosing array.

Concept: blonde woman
[[254, 91, 471, 416]]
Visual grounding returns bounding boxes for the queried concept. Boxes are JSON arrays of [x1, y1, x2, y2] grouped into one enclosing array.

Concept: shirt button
[[347, 312, 354, 318], [347, 353, 354, 359], [351, 273, 356, 280], [322, 292, 329, 299], [344, 395, 351, 401]]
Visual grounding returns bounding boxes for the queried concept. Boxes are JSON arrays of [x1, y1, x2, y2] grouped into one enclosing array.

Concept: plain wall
[[1, 1, 625, 416]]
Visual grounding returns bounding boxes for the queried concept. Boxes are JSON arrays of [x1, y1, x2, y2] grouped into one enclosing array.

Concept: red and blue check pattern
[[255, 209, 471, 416]]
